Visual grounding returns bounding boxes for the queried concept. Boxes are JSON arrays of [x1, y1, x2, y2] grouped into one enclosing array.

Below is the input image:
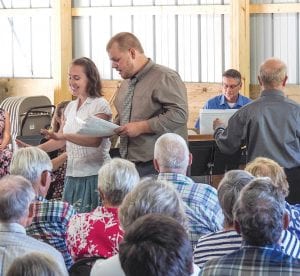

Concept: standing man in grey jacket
[[213, 57, 300, 204]]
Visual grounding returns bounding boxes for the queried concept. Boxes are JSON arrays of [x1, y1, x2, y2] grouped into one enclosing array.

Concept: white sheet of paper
[[199, 109, 238, 135], [76, 116, 119, 137]]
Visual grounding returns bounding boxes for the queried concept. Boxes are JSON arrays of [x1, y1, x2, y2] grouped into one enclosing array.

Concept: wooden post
[[52, 0, 72, 104], [230, 0, 250, 97]]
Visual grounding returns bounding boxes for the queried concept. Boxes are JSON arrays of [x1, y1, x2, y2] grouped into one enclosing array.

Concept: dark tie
[[119, 77, 138, 158]]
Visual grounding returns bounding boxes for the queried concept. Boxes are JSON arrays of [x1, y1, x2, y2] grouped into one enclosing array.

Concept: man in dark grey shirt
[[106, 32, 188, 176], [213, 58, 300, 204]]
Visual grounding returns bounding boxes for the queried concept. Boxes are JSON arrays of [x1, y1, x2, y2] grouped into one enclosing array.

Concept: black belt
[[133, 160, 153, 166]]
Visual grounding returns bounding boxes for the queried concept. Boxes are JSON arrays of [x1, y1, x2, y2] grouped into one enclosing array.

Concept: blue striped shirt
[[194, 229, 300, 269]]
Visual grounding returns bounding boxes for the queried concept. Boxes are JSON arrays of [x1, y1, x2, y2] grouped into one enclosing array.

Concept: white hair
[[0, 175, 35, 222], [119, 178, 187, 232], [154, 133, 189, 170], [10, 147, 52, 186], [98, 158, 140, 206]]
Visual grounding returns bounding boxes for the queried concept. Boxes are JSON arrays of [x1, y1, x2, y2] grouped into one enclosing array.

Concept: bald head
[[259, 58, 287, 89]]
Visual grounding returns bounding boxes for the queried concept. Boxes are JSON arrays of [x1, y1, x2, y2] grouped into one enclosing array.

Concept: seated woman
[[0, 107, 12, 177], [66, 158, 139, 261], [245, 157, 300, 240]]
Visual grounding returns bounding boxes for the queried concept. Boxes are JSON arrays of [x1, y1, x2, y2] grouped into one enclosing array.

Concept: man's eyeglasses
[[222, 82, 241, 90], [43, 170, 56, 182]]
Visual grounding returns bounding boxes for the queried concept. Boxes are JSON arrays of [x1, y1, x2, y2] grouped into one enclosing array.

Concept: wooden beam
[[52, 0, 72, 105], [250, 3, 300, 14], [230, 0, 250, 97], [72, 5, 230, 16]]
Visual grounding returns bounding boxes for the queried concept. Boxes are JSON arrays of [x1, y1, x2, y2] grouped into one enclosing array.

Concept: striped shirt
[[158, 173, 224, 248], [194, 229, 300, 268], [285, 201, 300, 239]]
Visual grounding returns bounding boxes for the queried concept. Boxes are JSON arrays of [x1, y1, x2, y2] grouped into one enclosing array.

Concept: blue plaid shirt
[[26, 196, 76, 269], [200, 244, 300, 275], [158, 173, 224, 248]]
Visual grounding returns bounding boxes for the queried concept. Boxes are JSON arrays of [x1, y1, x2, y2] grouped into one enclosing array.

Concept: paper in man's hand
[[76, 116, 119, 137]]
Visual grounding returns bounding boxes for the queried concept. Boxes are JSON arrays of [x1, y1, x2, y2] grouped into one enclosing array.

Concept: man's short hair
[[10, 147, 52, 186], [118, 178, 187, 232], [0, 175, 35, 222], [233, 177, 286, 246], [98, 158, 139, 206], [222, 69, 242, 82], [106, 32, 144, 53], [218, 170, 254, 227], [259, 57, 287, 87], [154, 133, 189, 170], [119, 214, 193, 276]]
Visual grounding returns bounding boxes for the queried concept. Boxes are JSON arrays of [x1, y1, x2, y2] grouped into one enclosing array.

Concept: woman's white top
[[63, 97, 112, 177]]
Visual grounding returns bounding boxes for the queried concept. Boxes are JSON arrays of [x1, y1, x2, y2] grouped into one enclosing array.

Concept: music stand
[[188, 140, 215, 183], [188, 138, 246, 185], [211, 144, 243, 175]]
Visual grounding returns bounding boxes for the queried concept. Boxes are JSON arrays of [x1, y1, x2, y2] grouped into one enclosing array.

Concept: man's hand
[[213, 118, 226, 131], [115, 121, 151, 138]]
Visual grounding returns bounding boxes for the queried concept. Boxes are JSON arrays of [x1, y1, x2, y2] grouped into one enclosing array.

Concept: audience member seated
[[0, 107, 12, 177], [245, 157, 300, 239], [66, 158, 139, 261], [194, 170, 300, 268], [0, 175, 67, 275], [10, 147, 76, 269], [91, 178, 200, 276], [6, 252, 65, 276], [154, 133, 224, 247], [119, 214, 193, 276], [194, 170, 254, 268], [200, 177, 300, 275], [194, 69, 251, 129]]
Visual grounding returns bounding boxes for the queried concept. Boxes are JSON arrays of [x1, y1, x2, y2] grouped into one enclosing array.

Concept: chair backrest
[[69, 256, 104, 276]]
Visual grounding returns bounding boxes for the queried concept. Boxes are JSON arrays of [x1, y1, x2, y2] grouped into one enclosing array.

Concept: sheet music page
[[76, 116, 119, 137], [199, 109, 238, 135]]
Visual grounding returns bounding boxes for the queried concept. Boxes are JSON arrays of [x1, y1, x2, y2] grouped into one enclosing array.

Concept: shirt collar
[[134, 59, 154, 82], [35, 195, 47, 202], [261, 89, 285, 97], [242, 242, 282, 252], [220, 93, 243, 108], [76, 96, 94, 107], [0, 222, 26, 234], [158, 172, 195, 185]]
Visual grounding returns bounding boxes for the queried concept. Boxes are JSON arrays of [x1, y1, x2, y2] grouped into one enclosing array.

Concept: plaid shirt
[[200, 244, 300, 275], [26, 196, 76, 269], [158, 173, 224, 248]]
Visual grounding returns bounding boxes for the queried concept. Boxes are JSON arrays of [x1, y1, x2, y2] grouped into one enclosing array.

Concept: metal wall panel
[[250, 0, 300, 84], [0, 0, 52, 77], [73, 0, 229, 82]]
